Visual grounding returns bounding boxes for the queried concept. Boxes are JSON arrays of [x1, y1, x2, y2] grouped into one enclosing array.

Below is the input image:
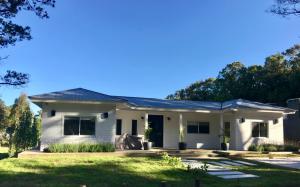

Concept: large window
[[64, 116, 95, 135], [116, 119, 122, 135], [252, 122, 268, 138], [187, 121, 210, 134]]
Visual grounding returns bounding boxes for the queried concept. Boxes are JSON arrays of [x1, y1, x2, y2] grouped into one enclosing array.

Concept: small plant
[[161, 152, 183, 167], [46, 143, 115, 153], [248, 144, 257, 151], [144, 128, 152, 141]]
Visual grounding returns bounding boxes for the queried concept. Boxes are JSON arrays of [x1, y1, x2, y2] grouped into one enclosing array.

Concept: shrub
[[284, 145, 299, 152], [257, 145, 264, 152], [263, 144, 278, 152], [248, 144, 257, 151], [161, 152, 183, 167], [46, 143, 115, 153]]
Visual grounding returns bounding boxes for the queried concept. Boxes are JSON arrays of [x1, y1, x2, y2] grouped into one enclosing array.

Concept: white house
[[29, 88, 295, 151]]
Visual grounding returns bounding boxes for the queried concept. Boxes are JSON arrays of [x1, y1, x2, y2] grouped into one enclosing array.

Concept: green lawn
[[0, 148, 299, 187]]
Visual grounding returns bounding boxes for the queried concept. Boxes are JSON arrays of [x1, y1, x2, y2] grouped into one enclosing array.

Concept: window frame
[[252, 122, 268, 138], [63, 116, 96, 136], [187, 121, 210, 134]]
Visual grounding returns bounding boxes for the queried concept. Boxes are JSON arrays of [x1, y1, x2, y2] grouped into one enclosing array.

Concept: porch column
[[179, 113, 183, 142], [219, 112, 224, 148], [144, 113, 149, 130]]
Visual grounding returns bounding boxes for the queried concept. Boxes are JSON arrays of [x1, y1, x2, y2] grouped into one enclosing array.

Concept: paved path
[[250, 157, 300, 170], [182, 159, 259, 179]]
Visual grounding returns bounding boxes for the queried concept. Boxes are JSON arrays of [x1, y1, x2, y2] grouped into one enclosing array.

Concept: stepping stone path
[[182, 159, 259, 179]]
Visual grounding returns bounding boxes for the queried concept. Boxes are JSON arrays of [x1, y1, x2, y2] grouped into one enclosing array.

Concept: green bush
[[46, 143, 115, 153], [248, 144, 257, 151], [263, 144, 278, 152], [248, 143, 299, 152], [284, 145, 299, 152], [161, 152, 183, 167]]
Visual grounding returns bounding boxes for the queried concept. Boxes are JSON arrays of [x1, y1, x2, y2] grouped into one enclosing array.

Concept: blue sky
[[1, 0, 300, 113]]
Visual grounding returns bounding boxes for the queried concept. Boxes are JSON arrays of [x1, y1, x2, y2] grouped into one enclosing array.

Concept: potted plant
[[219, 129, 230, 151], [178, 128, 187, 150], [143, 128, 153, 150]]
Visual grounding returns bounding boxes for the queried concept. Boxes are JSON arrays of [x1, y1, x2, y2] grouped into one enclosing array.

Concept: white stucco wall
[[183, 112, 221, 149], [40, 103, 116, 150], [39, 102, 285, 151], [232, 111, 284, 150]]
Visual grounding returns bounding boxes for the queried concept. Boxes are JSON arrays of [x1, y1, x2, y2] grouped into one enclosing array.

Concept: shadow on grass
[[0, 157, 300, 187], [0, 153, 9, 160]]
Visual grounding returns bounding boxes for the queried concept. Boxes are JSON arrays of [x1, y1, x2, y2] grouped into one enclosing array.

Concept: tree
[[0, 0, 55, 87], [166, 44, 300, 106], [0, 99, 9, 145], [7, 94, 31, 155], [14, 104, 33, 152], [31, 112, 41, 148], [270, 0, 300, 17]]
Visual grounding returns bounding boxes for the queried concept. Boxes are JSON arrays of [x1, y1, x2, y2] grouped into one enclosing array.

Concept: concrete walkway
[[251, 157, 300, 170]]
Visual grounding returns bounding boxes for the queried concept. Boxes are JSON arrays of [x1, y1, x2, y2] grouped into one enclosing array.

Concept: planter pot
[[143, 142, 152, 150], [221, 143, 229, 151], [178, 142, 187, 150]]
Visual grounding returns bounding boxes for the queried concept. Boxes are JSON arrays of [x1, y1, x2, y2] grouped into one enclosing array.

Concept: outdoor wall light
[[273, 119, 278, 124], [239, 118, 245, 123], [50, 110, 56, 117], [167, 117, 171, 121], [101, 112, 108, 119], [141, 116, 145, 120]]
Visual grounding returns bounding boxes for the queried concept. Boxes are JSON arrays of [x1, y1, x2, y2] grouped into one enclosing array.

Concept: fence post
[[160, 181, 167, 187], [195, 179, 200, 187]]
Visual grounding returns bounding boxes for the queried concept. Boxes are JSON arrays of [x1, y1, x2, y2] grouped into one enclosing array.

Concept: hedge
[[248, 143, 299, 152], [45, 143, 115, 153]]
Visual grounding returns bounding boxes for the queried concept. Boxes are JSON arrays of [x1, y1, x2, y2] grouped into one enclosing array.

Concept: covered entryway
[[148, 115, 164, 147]]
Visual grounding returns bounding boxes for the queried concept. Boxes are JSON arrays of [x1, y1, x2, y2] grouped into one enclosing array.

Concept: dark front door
[[148, 115, 164, 147]]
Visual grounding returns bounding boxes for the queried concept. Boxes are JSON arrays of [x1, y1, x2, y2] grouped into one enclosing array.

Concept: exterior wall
[[40, 103, 116, 151], [232, 111, 284, 150], [39, 102, 285, 151], [116, 110, 180, 149], [183, 113, 221, 149], [284, 99, 300, 141]]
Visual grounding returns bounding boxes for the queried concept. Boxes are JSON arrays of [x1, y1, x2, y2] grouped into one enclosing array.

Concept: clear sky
[[1, 0, 300, 113]]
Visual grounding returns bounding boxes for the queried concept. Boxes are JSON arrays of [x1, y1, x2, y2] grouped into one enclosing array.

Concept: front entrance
[[148, 115, 164, 147]]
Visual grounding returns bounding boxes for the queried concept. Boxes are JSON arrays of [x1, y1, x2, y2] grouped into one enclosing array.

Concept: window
[[198, 122, 209, 133], [64, 116, 95, 135], [187, 121, 210, 134], [132, 120, 137, 136], [252, 122, 268, 138], [80, 117, 95, 135], [116, 119, 122, 135], [64, 117, 79, 135]]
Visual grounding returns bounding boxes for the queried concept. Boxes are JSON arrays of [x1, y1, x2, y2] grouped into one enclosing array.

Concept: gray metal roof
[[117, 96, 221, 110], [29, 88, 124, 103], [29, 88, 295, 113]]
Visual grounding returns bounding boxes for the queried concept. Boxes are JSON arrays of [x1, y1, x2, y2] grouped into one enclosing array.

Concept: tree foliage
[[270, 0, 300, 17], [166, 44, 300, 106], [0, 0, 55, 87], [6, 94, 40, 156]]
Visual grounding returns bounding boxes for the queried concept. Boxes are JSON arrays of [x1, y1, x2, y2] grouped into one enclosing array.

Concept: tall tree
[[166, 44, 300, 106], [14, 104, 33, 152], [0, 0, 55, 87], [270, 0, 300, 17]]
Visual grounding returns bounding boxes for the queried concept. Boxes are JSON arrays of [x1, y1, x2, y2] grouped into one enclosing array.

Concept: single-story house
[[29, 88, 295, 151]]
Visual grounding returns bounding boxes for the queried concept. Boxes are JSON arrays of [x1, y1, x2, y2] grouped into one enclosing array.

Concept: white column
[[145, 113, 149, 130], [219, 112, 224, 148], [179, 113, 183, 142]]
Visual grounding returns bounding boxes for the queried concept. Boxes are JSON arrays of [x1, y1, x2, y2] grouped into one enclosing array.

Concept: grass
[[0, 148, 299, 186]]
